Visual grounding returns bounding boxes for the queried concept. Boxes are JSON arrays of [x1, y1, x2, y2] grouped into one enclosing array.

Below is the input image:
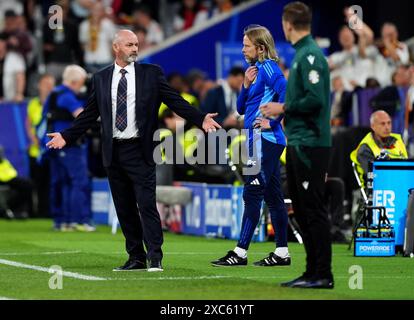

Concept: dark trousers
[[286, 145, 332, 280], [238, 140, 288, 249], [49, 146, 91, 225], [106, 138, 163, 263]]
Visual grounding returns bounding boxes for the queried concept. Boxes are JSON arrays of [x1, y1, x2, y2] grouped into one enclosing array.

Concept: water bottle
[[356, 224, 367, 238], [379, 223, 392, 238], [368, 224, 379, 238]]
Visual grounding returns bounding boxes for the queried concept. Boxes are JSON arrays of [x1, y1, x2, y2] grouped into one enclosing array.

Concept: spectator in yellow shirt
[[25, 73, 55, 216]]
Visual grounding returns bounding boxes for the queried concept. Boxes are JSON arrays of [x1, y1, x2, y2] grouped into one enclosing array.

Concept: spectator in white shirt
[[79, 2, 117, 73], [329, 26, 377, 91], [132, 5, 164, 46], [0, 35, 25, 102], [372, 22, 410, 87]]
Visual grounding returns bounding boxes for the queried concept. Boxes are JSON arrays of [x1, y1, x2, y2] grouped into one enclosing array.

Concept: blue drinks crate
[[354, 237, 395, 257], [353, 205, 396, 257]]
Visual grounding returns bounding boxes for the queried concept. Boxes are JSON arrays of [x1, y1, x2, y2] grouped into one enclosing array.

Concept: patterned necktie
[[115, 69, 128, 131]]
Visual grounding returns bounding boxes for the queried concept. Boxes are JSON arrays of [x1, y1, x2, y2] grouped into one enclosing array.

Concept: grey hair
[[62, 65, 87, 83], [112, 29, 135, 44]]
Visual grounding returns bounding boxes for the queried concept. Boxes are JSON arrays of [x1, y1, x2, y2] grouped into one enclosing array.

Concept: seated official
[[350, 110, 408, 187]]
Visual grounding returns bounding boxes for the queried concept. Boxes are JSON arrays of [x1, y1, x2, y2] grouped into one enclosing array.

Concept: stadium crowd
[[0, 0, 413, 243]]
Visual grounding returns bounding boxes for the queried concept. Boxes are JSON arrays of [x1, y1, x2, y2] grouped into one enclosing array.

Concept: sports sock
[[274, 247, 289, 258], [234, 246, 247, 258]]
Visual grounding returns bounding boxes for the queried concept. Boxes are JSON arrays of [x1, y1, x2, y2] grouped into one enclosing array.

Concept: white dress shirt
[[111, 62, 139, 139]]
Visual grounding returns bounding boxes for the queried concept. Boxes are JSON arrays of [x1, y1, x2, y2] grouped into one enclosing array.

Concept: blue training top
[[237, 59, 287, 146], [43, 84, 84, 133]]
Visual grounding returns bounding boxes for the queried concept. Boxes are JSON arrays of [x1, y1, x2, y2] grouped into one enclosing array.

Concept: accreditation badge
[[308, 70, 319, 84]]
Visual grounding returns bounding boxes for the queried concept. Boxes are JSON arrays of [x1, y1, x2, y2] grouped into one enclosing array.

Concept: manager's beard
[[125, 53, 138, 64]]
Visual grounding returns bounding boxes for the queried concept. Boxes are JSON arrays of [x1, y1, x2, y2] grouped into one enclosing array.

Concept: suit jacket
[[201, 86, 228, 125], [61, 62, 206, 166]]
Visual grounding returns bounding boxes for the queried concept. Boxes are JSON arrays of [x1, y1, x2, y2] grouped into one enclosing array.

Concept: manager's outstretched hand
[[260, 102, 285, 118], [202, 113, 222, 133], [46, 132, 67, 149]]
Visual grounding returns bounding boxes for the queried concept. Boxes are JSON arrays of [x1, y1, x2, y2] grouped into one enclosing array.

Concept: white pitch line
[[0, 258, 234, 282], [109, 275, 231, 281], [0, 259, 106, 281], [0, 296, 16, 300], [0, 251, 81, 256]]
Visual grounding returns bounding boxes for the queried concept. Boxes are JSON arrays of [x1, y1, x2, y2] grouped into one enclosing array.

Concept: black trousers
[[106, 138, 163, 262], [286, 146, 333, 280]]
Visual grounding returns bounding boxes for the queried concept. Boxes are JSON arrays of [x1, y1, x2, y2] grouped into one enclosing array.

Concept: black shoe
[[280, 274, 311, 287], [292, 278, 334, 289], [254, 252, 291, 266], [148, 260, 163, 272], [211, 250, 247, 267], [113, 259, 147, 271]]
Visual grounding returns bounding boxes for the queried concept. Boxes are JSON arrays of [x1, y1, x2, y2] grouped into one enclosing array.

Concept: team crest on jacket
[[307, 55, 315, 65], [308, 70, 319, 84]]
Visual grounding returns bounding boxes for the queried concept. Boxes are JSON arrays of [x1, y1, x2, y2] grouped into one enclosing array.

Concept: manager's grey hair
[[112, 29, 136, 45]]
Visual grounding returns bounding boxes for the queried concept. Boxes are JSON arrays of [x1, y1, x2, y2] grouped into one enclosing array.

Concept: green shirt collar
[[293, 34, 313, 50]]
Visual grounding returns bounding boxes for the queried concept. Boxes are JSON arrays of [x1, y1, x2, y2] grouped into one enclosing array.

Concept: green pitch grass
[[0, 219, 413, 300]]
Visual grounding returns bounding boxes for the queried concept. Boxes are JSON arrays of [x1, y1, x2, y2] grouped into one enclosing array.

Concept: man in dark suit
[[46, 30, 221, 272], [201, 66, 244, 129]]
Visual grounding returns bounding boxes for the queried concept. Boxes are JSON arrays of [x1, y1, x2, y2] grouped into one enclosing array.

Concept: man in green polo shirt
[[260, 1, 333, 289]]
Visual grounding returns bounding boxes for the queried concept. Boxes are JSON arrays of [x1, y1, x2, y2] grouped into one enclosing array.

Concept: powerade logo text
[[359, 245, 392, 252], [356, 239, 395, 256]]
